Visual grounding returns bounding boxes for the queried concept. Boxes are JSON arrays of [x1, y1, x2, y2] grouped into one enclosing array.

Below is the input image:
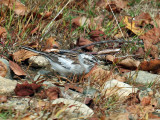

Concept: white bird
[[21, 46, 98, 77]]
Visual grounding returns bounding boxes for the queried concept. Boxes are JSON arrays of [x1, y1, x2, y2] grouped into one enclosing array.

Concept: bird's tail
[[21, 46, 48, 56]]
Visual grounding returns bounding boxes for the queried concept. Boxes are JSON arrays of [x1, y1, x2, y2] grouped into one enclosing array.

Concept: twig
[[71, 39, 144, 51]]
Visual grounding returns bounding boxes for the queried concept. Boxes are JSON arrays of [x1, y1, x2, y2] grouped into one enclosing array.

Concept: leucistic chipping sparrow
[[21, 46, 98, 77]]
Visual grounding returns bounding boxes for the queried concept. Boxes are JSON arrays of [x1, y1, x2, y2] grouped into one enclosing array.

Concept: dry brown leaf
[[0, 61, 7, 77], [0, 95, 7, 103], [118, 58, 140, 69], [72, 15, 104, 30], [140, 59, 160, 73], [134, 47, 145, 56], [134, 12, 152, 26], [76, 37, 94, 51], [64, 84, 83, 93], [141, 96, 151, 106], [89, 30, 106, 42], [126, 104, 155, 119], [12, 49, 38, 62], [105, 0, 128, 13], [1, 0, 29, 15], [139, 28, 160, 58], [88, 67, 112, 82], [0, 26, 7, 38], [44, 37, 59, 50], [123, 16, 144, 35], [106, 55, 115, 62], [45, 87, 61, 100], [9, 60, 26, 76], [72, 16, 90, 27]]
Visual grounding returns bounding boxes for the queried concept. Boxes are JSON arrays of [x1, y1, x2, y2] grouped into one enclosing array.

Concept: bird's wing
[[57, 57, 75, 70]]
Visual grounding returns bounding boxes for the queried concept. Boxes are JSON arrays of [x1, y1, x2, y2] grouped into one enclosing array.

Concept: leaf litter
[[0, 0, 160, 119]]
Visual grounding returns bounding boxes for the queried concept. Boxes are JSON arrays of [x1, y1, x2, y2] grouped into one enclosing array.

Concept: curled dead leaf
[[0, 61, 7, 77], [72, 16, 90, 27], [118, 58, 140, 69], [105, 0, 128, 13], [12, 49, 38, 62], [140, 59, 160, 73], [76, 37, 94, 51], [139, 28, 160, 58], [0, 95, 7, 103], [45, 87, 61, 100], [9, 60, 26, 76], [44, 37, 59, 50], [0, 26, 7, 38], [64, 84, 83, 93], [1, 0, 29, 15], [14, 81, 41, 96], [89, 30, 106, 42]]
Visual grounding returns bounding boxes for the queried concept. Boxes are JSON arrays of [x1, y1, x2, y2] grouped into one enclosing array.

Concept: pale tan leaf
[[9, 60, 26, 76]]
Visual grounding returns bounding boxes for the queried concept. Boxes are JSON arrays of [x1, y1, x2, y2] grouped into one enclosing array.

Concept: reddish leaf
[[139, 28, 160, 58], [45, 87, 61, 100], [76, 37, 94, 51], [0, 95, 7, 103], [89, 30, 106, 42], [141, 96, 151, 106], [124, 93, 140, 106], [0, 0, 29, 15], [9, 60, 26, 76], [140, 59, 160, 73], [0, 26, 7, 38], [14, 81, 41, 96]]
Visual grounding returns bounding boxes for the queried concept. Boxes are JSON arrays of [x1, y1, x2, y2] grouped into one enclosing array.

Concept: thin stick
[[71, 39, 144, 51]]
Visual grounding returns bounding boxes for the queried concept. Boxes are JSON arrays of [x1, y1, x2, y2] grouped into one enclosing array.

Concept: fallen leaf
[[45, 87, 61, 100], [64, 83, 83, 93], [9, 60, 26, 76], [12, 49, 38, 62], [105, 0, 128, 13], [134, 12, 152, 27], [0, 95, 7, 103], [72, 15, 104, 30], [118, 58, 140, 69], [14, 81, 41, 96], [76, 37, 94, 51], [123, 16, 144, 36], [89, 30, 106, 42], [0, 61, 7, 77], [0, 26, 7, 38], [124, 93, 140, 105], [106, 55, 115, 62], [134, 47, 145, 56], [72, 16, 90, 27], [140, 59, 160, 73], [141, 96, 151, 106], [1, 0, 29, 15], [139, 28, 160, 58], [44, 37, 59, 50]]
